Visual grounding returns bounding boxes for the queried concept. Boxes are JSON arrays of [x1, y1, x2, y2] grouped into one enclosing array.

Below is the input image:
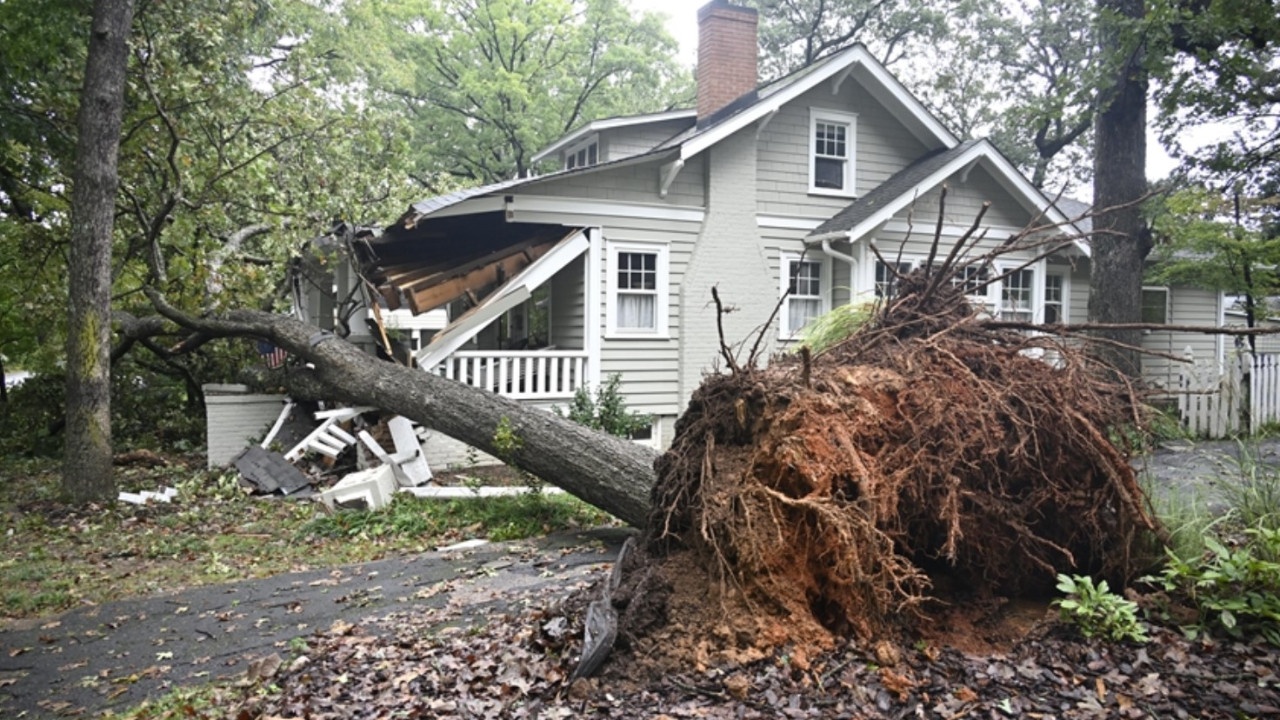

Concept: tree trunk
[[150, 297, 658, 526], [1088, 0, 1151, 379], [63, 0, 135, 503]]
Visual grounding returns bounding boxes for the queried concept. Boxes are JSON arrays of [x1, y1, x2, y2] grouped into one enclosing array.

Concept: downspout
[[819, 234, 858, 299]]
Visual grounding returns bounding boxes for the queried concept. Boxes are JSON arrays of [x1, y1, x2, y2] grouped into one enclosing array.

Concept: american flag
[[257, 340, 288, 369]]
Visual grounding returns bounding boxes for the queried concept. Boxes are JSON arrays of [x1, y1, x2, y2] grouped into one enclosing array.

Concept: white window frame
[[564, 134, 600, 171], [997, 263, 1039, 324], [874, 258, 915, 299], [779, 252, 830, 339], [1142, 286, 1170, 325], [808, 108, 857, 197], [605, 241, 669, 338], [1043, 271, 1068, 325]]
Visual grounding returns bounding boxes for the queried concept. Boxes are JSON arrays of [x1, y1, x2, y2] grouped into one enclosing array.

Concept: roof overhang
[[679, 44, 959, 163], [414, 228, 590, 368], [810, 140, 1090, 257]]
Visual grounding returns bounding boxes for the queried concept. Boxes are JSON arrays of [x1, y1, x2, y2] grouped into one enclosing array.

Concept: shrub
[[1148, 529, 1280, 645], [554, 374, 650, 438], [1053, 574, 1149, 642]]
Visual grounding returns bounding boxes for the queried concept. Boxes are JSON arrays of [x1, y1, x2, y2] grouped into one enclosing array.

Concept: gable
[[891, 163, 1035, 231], [757, 72, 934, 218]]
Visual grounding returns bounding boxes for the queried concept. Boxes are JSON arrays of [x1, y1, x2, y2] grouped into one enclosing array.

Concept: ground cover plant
[[0, 456, 613, 622]]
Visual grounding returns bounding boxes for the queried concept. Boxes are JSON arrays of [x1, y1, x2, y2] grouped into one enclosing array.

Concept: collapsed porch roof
[[414, 228, 590, 369]]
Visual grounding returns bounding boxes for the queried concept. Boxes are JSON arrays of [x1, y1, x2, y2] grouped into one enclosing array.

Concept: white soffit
[[414, 229, 590, 368]]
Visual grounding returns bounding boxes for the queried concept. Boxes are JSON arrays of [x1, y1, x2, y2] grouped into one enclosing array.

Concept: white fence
[[430, 349, 589, 401], [1176, 351, 1280, 437]]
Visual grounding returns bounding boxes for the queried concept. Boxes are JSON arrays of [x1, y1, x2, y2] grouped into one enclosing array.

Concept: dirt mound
[[612, 264, 1160, 669]]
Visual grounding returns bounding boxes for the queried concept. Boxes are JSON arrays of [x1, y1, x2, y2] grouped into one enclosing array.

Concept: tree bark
[[64, 0, 135, 503], [1088, 0, 1152, 379], [149, 295, 659, 527]]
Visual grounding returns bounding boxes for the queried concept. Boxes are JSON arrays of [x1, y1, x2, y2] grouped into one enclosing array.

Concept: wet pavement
[[0, 527, 632, 718]]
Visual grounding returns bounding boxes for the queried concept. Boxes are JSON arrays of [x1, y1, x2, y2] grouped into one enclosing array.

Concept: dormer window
[[809, 109, 856, 196], [564, 136, 599, 170]]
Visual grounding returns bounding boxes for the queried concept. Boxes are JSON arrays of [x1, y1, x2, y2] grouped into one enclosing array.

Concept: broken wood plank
[[405, 240, 555, 315]]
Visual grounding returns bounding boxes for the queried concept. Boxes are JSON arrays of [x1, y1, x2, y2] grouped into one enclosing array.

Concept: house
[[310, 0, 1235, 461]]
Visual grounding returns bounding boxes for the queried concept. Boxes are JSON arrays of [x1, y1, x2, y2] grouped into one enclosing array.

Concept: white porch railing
[[431, 350, 589, 400]]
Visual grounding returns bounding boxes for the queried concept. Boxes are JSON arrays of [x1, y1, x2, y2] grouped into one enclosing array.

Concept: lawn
[[0, 456, 615, 623]]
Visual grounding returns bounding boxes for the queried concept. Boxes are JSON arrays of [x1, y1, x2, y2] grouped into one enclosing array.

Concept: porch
[[430, 349, 590, 401]]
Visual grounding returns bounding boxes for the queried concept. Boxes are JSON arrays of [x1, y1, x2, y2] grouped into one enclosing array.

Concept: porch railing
[[431, 350, 589, 400]]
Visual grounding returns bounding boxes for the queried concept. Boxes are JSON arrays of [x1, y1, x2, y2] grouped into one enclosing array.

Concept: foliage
[[1053, 574, 1150, 642], [1149, 529, 1280, 645], [1219, 443, 1280, 532], [0, 456, 612, 620], [741, 0, 953, 80], [1148, 0, 1280, 197], [794, 302, 874, 355], [554, 374, 650, 438], [343, 0, 691, 186], [1148, 187, 1280, 342]]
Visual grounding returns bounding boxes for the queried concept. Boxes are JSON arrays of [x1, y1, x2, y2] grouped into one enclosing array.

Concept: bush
[[554, 374, 650, 438], [1148, 529, 1280, 645], [1053, 574, 1149, 642]]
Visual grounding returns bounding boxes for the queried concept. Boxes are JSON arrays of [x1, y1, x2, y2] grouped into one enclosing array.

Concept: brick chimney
[[696, 0, 758, 121]]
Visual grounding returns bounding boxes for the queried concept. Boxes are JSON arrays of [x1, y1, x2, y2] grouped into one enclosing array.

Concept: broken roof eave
[[814, 141, 1090, 258], [413, 228, 591, 369]]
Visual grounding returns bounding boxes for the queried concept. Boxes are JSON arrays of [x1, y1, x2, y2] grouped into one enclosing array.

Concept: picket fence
[[1176, 351, 1280, 438]]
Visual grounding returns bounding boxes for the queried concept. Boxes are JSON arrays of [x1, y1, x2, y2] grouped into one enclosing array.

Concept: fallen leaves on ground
[[236, 567, 1280, 719]]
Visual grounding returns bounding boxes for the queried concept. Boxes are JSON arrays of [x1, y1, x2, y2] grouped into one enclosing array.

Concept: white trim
[[839, 140, 1088, 257], [996, 260, 1044, 324], [531, 109, 697, 163], [757, 214, 824, 231], [605, 240, 671, 339], [809, 108, 858, 197], [563, 134, 600, 170], [681, 44, 958, 163], [1044, 269, 1069, 324], [879, 219, 1029, 239], [510, 195, 705, 224], [658, 158, 685, 199], [415, 229, 591, 368], [778, 252, 832, 338], [585, 228, 603, 388]]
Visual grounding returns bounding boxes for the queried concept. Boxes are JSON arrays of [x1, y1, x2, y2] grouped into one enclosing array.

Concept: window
[[809, 109, 856, 195], [564, 136, 599, 170], [875, 260, 913, 299], [781, 255, 825, 337], [1043, 273, 1065, 324], [1142, 287, 1169, 324], [1000, 268, 1035, 323], [606, 242, 669, 337]]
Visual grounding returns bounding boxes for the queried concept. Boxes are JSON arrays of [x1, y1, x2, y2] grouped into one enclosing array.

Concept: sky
[[626, 0, 1185, 182]]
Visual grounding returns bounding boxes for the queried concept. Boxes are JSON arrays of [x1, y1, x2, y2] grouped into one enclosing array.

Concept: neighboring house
[[303, 0, 1228, 461]]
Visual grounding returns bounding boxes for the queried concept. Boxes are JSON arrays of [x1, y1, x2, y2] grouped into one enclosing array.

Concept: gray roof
[[1054, 197, 1093, 233], [808, 140, 981, 238]]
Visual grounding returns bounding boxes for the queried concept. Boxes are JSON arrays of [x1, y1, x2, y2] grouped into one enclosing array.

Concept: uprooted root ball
[[613, 273, 1158, 666]]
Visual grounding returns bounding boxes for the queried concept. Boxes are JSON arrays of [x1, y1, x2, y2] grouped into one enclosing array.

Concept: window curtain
[[618, 293, 655, 330], [789, 297, 820, 333]]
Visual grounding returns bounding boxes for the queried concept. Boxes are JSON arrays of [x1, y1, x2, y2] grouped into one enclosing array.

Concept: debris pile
[[611, 259, 1161, 668]]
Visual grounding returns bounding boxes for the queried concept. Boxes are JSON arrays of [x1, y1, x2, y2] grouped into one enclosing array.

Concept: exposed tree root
[[613, 255, 1161, 668]]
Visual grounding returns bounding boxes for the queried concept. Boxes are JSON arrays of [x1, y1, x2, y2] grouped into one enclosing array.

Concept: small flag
[[257, 340, 288, 369]]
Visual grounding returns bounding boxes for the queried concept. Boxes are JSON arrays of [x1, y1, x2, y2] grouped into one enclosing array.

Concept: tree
[[741, 0, 954, 80], [147, 295, 658, 526], [1088, 0, 1151, 378], [1148, 187, 1280, 352], [63, 0, 135, 502], [344, 0, 692, 188]]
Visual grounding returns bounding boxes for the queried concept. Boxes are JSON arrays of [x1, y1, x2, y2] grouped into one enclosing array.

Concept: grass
[[0, 456, 616, 623]]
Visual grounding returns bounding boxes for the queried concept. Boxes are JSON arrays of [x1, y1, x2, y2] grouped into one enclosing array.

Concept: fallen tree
[[146, 291, 659, 527]]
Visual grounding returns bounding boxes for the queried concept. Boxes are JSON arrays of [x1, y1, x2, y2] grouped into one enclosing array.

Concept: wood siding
[[1144, 286, 1221, 390], [529, 155, 705, 207], [757, 76, 931, 217], [602, 119, 693, 161], [890, 165, 1033, 231]]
